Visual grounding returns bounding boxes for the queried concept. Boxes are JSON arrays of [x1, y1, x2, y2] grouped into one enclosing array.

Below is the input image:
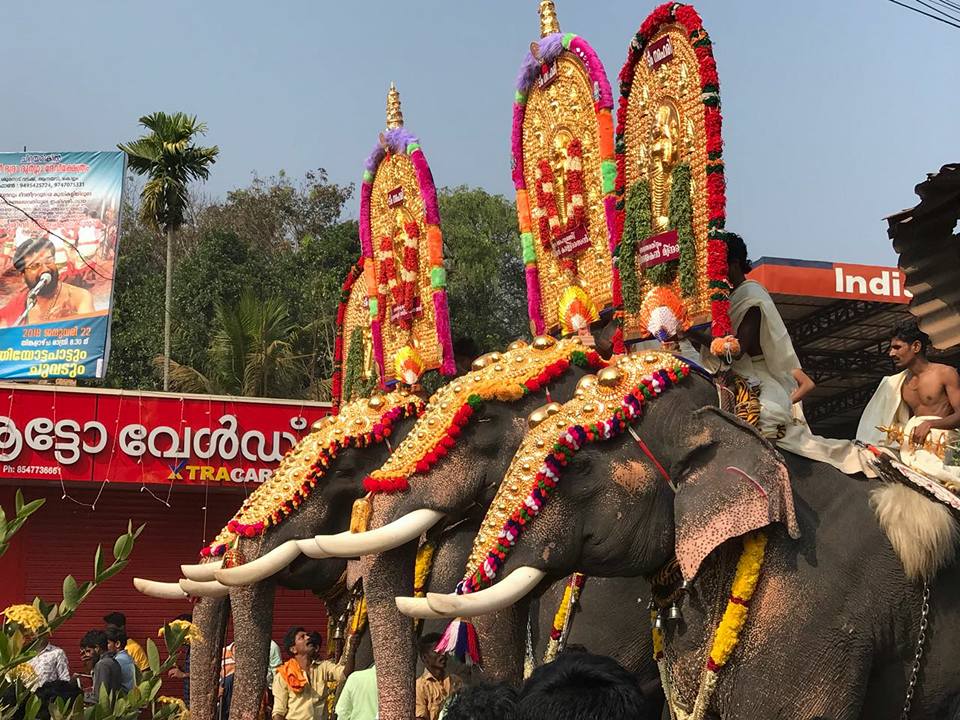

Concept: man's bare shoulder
[[930, 362, 960, 383]]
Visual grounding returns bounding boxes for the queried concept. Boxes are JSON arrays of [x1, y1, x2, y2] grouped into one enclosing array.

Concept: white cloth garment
[[702, 280, 871, 475], [857, 373, 960, 485]]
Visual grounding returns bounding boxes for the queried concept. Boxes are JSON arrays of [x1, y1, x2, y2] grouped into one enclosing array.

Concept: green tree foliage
[[438, 186, 527, 352], [103, 177, 527, 397]]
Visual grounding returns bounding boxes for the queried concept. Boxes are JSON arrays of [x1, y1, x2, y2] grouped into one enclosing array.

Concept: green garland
[[342, 326, 365, 402], [668, 164, 696, 298], [619, 180, 651, 313]]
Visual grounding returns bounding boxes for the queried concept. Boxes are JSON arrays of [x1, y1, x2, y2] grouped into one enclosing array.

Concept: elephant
[[409, 352, 960, 719], [135, 389, 425, 720], [307, 337, 664, 720]]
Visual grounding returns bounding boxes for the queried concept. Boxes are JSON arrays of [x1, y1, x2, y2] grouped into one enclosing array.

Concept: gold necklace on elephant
[[653, 531, 767, 720]]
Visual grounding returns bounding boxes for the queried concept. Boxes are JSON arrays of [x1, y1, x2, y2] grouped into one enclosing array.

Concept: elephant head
[[309, 336, 602, 720], [407, 351, 798, 623], [134, 389, 424, 720]]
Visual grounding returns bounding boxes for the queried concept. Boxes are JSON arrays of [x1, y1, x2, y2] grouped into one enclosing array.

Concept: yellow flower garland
[[413, 541, 436, 598], [157, 696, 190, 719], [2, 604, 46, 633], [655, 531, 767, 720]]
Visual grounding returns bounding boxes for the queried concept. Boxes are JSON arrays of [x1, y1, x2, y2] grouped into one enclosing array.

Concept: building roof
[[749, 257, 960, 438], [886, 163, 960, 350]]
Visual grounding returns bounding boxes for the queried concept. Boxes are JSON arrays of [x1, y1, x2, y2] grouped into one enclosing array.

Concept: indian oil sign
[[747, 258, 912, 304], [0, 385, 332, 486]]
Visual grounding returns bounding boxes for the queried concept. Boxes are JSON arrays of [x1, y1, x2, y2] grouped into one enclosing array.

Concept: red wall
[[0, 484, 329, 695]]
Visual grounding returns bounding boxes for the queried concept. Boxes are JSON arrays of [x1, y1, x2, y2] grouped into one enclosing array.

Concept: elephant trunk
[[189, 597, 230, 720], [229, 580, 277, 720], [473, 603, 528, 686], [363, 542, 418, 720]]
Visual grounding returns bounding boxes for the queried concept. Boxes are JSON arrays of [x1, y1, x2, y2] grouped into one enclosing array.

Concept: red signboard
[[638, 230, 680, 269], [0, 385, 332, 486], [553, 224, 591, 259], [748, 259, 912, 304], [644, 36, 675, 70], [387, 186, 405, 207]]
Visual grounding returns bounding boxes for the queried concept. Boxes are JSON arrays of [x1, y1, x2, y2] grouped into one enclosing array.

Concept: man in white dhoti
[[857, 320, 960, 485], [696, 235, 868, 474]]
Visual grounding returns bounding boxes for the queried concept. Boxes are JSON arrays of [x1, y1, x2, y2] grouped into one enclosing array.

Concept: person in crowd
[[442, 682, 518, 720], [105, 626, 135, 692], [514, 652, 651, 720], [306, 632, 322, 662], [416, 633, 457, 720], [858, 319, 960, 482], [335, 664, 377, 720], [272, 626, 343, 720], [24, 630, 70, 686], [79, 630, 122, 702], [103, 612, 148, 671], [0, 237, 94, 327], [218, 636, 281, 719]]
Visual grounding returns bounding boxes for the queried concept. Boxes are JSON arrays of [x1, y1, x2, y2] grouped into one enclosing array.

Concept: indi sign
[[748, 258, 912, 304], [0, 385, 332, 486]]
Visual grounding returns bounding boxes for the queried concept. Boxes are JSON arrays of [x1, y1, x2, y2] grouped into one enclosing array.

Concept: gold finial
[[539, 0, 560, 37], [386, 82, 404, 130]]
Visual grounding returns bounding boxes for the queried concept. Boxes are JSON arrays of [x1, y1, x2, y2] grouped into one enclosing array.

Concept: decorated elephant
[[409, 352, 960, 719], [304, 336, 660, 720], [135, 389, 425, 720]]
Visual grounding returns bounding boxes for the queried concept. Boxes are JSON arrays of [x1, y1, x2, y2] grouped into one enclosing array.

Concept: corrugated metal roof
[[887, 163, 960, 350]]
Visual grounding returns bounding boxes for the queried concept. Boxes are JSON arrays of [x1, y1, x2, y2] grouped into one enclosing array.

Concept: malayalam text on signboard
[[0, 152, 126, 379]]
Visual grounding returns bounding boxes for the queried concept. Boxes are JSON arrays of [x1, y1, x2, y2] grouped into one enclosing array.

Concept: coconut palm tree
[[162, 292, 307, 398], [119, 112, 219, 390]]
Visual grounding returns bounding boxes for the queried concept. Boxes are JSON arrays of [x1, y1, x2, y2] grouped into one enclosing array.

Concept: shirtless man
[[0, 237, 94, 327], [887, 320, 960, 448]]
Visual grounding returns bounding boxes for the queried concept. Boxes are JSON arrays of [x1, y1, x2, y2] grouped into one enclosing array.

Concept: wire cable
[[913, 0, 960, 22], [886, 0, 960, 28], [0, 190, 114, 281]]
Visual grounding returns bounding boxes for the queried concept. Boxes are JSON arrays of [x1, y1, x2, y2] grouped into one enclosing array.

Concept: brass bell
[[653, 611, 665, 631], [667, 603, 683, 623]]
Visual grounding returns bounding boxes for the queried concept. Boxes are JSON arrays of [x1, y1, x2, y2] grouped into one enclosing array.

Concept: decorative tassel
[[350, 495, 372, 533], [433, 290, 456, 376], [435, 617, 483, 667]]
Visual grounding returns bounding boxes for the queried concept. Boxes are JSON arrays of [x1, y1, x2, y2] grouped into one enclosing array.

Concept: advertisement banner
[[0, 385, 333, 487], [749, 258, 912, 304], [0, 152, 126, 379]]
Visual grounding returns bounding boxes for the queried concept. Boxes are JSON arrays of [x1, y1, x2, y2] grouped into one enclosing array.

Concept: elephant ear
[[673, 407, 800, 580]]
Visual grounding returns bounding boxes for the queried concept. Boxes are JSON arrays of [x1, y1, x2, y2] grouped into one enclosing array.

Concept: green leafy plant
[[0, 491, 190, 720]]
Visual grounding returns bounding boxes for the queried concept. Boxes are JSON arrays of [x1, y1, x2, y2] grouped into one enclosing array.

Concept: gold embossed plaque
[[616, 4, 730, 340]]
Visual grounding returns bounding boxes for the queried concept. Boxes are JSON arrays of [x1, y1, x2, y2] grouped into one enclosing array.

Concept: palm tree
[[119, 112, 219, 390], [162, 292, 307, 398]]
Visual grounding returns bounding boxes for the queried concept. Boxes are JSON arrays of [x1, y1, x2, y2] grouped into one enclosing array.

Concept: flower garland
[[400, 220, 420, 327], [543, 572, 587, 662], [654, 531, 767, 720], [513, 31, 617, 335], [533, 139, 587, 275], [331, 260, 365, 410], [360, 125, 455, 377], [363, 339, 604, 495], [201, 395, 425, 557], [613, 2, 732, 338], [458, 357, 689, 595], [618, 180, 651, 313]]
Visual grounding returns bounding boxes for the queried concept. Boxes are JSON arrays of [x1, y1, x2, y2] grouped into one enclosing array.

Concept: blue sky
[[4, 0, 956, 264]]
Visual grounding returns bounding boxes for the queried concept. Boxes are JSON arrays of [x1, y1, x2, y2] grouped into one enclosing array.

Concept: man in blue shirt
[[105, 626, 135, 692]]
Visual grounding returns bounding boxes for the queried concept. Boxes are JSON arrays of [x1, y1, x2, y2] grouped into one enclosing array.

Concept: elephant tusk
[[296, 538, 331, 559], [425, 566, 547, 617], [133, 578, 188, 599], [179, 578, 231, 599], [213, 540, 301, 586], [180, 559, 223, 582], [395, 595, 449, 619], [310, 509, 445, 558]]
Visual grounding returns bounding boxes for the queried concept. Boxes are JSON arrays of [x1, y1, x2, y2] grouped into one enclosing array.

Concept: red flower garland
[[613, 2, 732, 339], [533, 139, 587, 274], [401, 220, 421, 329]]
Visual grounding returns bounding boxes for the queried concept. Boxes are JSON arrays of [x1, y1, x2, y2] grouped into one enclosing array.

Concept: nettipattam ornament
[[363, 336, 604, 495], [201, 390, 425, 557]]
